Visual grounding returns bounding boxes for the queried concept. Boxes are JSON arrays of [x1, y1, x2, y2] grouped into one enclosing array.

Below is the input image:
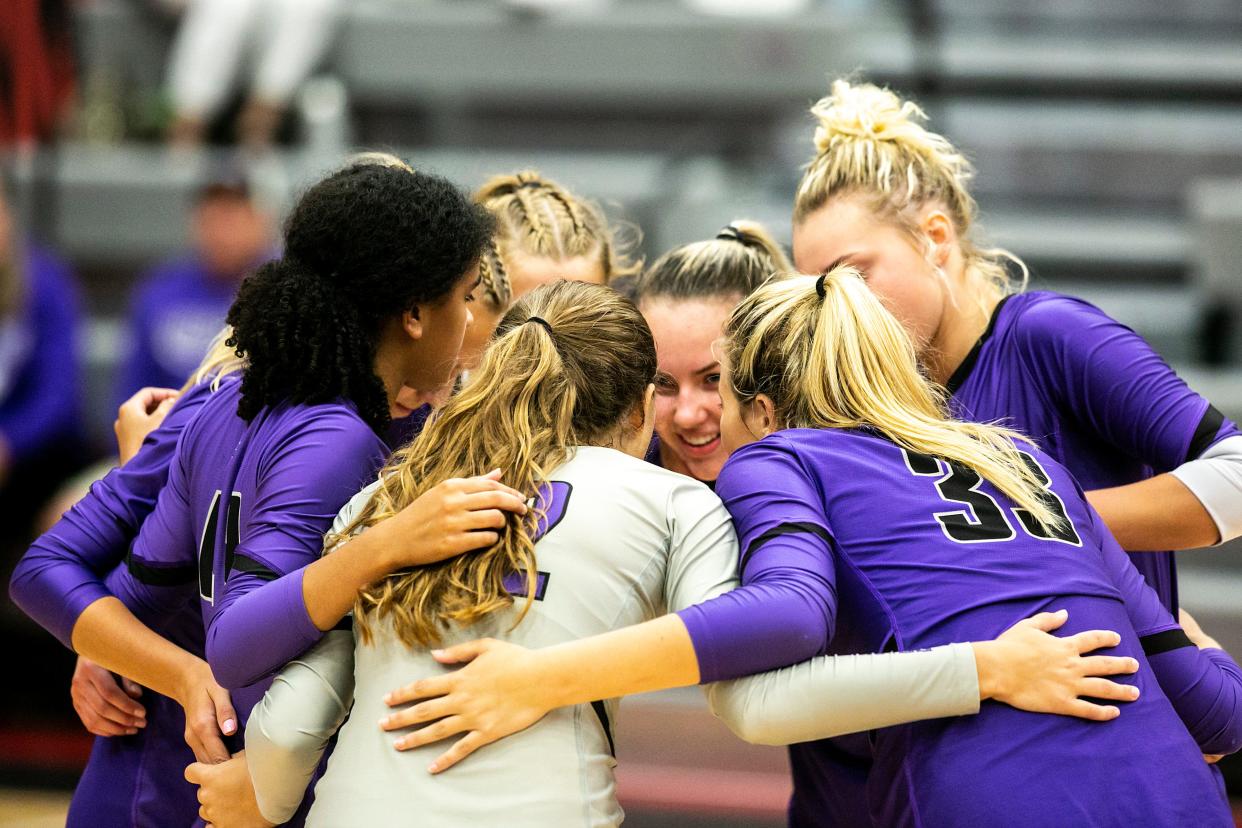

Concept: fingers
[[451, 475, 526, 506], [121, 677, 144, 699], [189, 703, 231, 764], [430, 639, 493, 665], [1075, 677, 1140, 703], [211, 687, 238, 738], [1066, 629, 1122, 654], [429, 732, 490, 774], [1017, 609, 1068, 633], [185, 761, 207, 785], [393, 716, 468, 751], [1077, 655, 1139, 678], [72, 696, 133, 737], [443, 531, 500, 556], [462, 489, 529, 516], [1059, 698, 1120, 722], [386, 675, 455, 707], [483, 469, 502, 481], [381, 697, 455, 732], [86, 669, 147, 721], [1205, 754, 1225, 764]]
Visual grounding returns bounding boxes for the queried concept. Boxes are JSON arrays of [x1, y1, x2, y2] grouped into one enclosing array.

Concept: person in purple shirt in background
[[0, 185, 84, 532], [787, 79, 1242, 822], [113, 170, 273, 401], [18, 158, 526, 827], [633, 221, 791, 484]]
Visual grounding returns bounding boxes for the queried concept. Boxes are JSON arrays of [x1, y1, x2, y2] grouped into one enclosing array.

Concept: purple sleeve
[[679, 437, 836, 683], [8, 381, 215, 647], [205, 415, 387, 689], [1017, 295, 1240, 470], [0, 249, 82, 462], [1090, 505, 1242, 753]]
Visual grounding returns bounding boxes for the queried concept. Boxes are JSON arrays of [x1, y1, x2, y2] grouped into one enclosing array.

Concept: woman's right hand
[[173, 658, 238, 764], [380, 470, 528, 569], [115, 387, 180, 465], [70, 657, 147, 737], [972, 609, 1141, 721]]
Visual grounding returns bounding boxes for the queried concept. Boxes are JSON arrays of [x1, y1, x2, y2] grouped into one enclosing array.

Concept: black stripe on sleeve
[[1140, 628, 1194, 657], [229, 554, 281, 582], [739, 521, 833, 575], [591, 700, 616, 757], [125, 550, 197, 587], [1186, 405, 1227, 462]]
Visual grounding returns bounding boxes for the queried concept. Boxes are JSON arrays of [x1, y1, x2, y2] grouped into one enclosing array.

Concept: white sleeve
[[662, 481, 741, 613], [245, 628, 356, 824], [705, 644, 980, 746], [1169, 435, 1242, 544]]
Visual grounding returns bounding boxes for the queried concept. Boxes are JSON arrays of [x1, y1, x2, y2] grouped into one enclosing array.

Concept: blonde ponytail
[[343, 280, 657, 648], [637, 219, 791, 303], [724, 268, 1060, 533], [476, 170, 641, 285], [795, 80, 1026, 306]]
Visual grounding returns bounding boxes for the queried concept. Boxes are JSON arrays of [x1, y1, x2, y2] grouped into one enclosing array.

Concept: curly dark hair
[[225, 162, 494, 429]]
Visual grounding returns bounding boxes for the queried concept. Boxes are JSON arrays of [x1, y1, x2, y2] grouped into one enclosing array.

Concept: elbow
[[705, 683, 788, 747], [205, 629, 263, 691], [1196, 716, 1242, 757]]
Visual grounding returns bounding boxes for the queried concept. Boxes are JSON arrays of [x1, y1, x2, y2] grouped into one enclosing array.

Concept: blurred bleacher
[[6, 2, 1242, 822]]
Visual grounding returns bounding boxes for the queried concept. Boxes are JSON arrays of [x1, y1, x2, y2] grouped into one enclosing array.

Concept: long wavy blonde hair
[[723, 268, 1059, 531], [794, 80, 1026, 311], [343, 280, 657, 648]]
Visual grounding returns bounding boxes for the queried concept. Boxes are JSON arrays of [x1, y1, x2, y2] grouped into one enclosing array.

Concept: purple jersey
[[717, 428, 1242, 827], [949, 291, 1240, 611], [113, 380, 389, 717], [10, 377, 222, 828]]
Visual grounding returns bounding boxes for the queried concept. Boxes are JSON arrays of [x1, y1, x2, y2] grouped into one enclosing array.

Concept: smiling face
[[640, 294, 739, 482], [792, 196, 946, 355]]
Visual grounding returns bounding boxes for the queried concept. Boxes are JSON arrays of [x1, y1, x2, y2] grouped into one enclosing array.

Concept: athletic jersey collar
[[944, 294, 1015, 394]]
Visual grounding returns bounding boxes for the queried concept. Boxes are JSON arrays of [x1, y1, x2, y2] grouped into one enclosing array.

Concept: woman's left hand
[[380, 639, 555, 773], [184, 751, 273, 828]]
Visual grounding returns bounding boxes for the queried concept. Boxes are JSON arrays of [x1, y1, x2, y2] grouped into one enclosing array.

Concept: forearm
[[675, 572, 832, 683], [1087, 474, 1218, 551], [246, 629, 353, 824], [706, 643, 979, 745], [302, 525, 403, 630], [70, 597, 200, 700], [535, 614, 700, 707]]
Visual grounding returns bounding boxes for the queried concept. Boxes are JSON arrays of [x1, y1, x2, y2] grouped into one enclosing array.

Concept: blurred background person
[[164, 0, 341, 150], [0, 185, 84, 552], [0, 0, 75, 151], [113, 171, 272, 402]]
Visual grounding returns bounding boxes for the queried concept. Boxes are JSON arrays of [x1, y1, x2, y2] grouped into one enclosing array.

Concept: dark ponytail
[[225, 162, 494, 429]]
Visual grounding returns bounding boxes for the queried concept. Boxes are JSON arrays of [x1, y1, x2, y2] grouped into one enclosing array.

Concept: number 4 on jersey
[[902, 449, 1081, 547]]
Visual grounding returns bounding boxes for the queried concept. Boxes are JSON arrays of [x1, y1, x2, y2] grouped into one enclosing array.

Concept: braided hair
[[226, 162, 494, 430]]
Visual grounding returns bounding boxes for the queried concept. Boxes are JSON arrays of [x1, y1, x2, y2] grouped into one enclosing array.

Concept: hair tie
[[815, 273, 827, 299], [525, 316, 555, 334], [715, 225, 744, 244]]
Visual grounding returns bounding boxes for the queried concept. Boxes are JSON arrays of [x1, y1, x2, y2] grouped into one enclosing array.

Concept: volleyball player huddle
[[12, 80, 1242, 828]]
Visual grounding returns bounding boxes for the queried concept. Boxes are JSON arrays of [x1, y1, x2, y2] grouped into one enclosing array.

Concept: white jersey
[[249, 446, 738, 827], [246, 447, 983, 827]]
